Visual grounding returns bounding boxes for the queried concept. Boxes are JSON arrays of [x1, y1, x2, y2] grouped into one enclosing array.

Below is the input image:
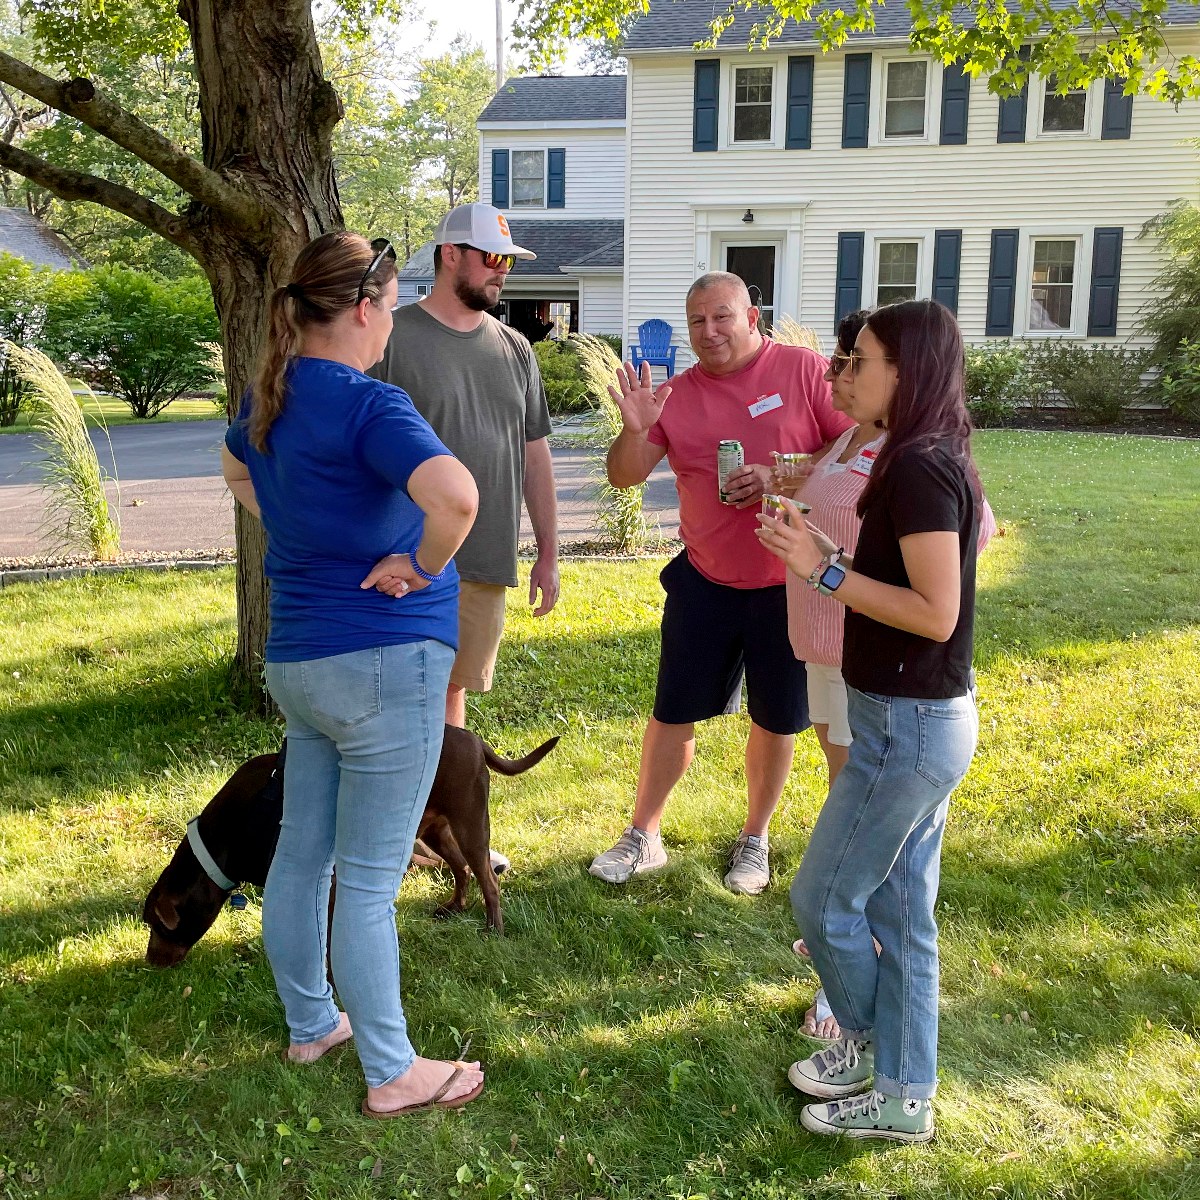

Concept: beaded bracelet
[[410, 550, 446, 584]]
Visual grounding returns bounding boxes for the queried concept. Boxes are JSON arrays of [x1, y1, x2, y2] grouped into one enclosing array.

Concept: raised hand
[[608, 360, 672, 436]]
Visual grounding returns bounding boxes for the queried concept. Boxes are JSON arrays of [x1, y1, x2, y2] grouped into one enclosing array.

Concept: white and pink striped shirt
[[786, 428, 997, 666]]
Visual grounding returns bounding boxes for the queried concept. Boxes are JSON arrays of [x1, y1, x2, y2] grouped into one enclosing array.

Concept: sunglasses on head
[[356, 237, 397, 304], [454, 243, 516, 272]]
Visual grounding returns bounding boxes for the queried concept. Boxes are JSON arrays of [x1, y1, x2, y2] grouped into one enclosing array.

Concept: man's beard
[[454, 276, 498, 312]]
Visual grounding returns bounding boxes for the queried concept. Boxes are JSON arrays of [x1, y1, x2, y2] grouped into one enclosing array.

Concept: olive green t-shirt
[[372, 303, 551, 587]]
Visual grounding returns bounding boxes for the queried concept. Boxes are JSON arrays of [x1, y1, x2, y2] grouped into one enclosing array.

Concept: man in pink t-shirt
[[588, 273, 852, 895]]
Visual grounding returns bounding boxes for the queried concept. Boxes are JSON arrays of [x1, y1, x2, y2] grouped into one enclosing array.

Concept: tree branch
[[0, 49, 270, 233], [0, 140, 199, 256]]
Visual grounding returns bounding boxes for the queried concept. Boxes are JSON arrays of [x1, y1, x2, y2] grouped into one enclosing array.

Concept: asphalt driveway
[[0, 420, 680, 558]]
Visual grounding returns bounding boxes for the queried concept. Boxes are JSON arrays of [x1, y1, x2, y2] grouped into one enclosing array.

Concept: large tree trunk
[[179, 0, 344, 708]]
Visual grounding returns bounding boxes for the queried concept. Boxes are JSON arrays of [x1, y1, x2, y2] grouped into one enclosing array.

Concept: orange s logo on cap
[[497, 215, 511, 237]]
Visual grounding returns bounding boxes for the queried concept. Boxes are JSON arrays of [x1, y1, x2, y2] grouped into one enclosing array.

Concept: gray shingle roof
[[0, 208, 82, 270], [398, 220, 625, 280], [624, 0, 1200, 52], [477, 76, 626, 123]]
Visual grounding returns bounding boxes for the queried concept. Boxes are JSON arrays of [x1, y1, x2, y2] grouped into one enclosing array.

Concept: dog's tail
[[482, 735, 560, 776]]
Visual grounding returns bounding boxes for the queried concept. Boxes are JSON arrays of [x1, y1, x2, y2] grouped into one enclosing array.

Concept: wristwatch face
[[820, 563, 847, 592]]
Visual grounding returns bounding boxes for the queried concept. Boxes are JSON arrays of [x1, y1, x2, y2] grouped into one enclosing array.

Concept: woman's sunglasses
[[455, 243, 517, 272], [829, 349, 895, 376], [356, 237, 397, 304]]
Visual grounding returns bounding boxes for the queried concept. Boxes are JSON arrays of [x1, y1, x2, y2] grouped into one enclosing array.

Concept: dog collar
[[186, 817, 239, 892]]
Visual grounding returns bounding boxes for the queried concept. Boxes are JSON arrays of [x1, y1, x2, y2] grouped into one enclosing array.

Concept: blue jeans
[[790, 686, 977, 1100], [263, 640, 453, 1087]]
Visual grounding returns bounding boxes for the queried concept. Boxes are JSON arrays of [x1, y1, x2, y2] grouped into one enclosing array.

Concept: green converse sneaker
[[787, 1037, 873, 1099], [800, 1089, 935, 1143]]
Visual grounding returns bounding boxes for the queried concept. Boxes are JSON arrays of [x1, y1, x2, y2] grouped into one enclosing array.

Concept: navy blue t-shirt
[[225, 357, 459, 662]]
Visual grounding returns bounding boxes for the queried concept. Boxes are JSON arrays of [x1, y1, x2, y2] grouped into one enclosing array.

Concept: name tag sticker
[[849, 446, 878, 477], [748, 392, 783, 418]]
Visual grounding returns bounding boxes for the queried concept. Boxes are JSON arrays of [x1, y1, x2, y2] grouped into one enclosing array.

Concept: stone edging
[[0, 559, 230, 588]]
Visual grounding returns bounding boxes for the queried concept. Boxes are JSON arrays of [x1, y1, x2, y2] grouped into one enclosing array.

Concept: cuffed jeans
[[263, 640, 453, 1087], [791, 686, 977, 1099]]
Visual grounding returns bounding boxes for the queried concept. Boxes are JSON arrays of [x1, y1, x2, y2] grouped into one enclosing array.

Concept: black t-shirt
[[842, 441, 978, 699]]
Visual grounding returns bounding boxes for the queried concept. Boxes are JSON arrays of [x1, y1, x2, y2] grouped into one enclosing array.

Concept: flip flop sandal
[[361, 1065, 485, 1119], [799, 987, 841, 1043]]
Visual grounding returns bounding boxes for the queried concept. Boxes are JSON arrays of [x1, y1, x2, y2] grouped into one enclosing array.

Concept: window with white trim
[[875, 240, 920, 304], [416, 283, 432, 297], [1040, 75, 1087, 134], [883, 60, 928, 138], [511, 149, 545, 207], [1029, 238, 1078, 331], [733, 65, 774, 142]]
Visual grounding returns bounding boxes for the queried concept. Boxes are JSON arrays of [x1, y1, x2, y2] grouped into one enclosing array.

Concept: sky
[[405, 0, 591, 75]]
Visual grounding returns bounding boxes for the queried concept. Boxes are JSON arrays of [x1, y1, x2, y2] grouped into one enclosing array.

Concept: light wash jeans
[[263, 640, 453, 1087], [791, 685, 978, 1099]]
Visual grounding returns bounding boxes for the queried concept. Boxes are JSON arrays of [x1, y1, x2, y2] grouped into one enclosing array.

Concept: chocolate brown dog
[[143, 726, 558, 966]]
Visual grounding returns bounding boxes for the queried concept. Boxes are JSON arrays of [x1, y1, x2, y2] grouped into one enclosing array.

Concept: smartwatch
[[816, 559, 848, 596]]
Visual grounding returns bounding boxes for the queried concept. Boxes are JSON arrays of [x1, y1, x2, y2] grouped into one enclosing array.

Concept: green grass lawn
[[0, 393, 223, 434], [1, 431, 1197, 1200]]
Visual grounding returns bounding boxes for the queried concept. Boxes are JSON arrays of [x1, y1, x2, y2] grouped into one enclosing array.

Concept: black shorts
[[652, 551, 810, 736]]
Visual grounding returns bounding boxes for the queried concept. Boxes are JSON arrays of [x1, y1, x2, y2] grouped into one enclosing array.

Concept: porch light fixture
[[742, 209, 754, 223]]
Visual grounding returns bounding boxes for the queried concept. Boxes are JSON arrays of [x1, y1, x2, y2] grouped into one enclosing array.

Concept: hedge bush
[[533, 339, 592, 415], [963, 342, 1027, 427], [1026, 341, 1149, 425], [1160, 338, 1200, 422]]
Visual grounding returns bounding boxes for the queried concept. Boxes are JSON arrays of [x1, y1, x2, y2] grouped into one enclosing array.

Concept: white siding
[[578, 275, 624, 336], [479, 128, 626, 218], [625, 44, 1200, 365]]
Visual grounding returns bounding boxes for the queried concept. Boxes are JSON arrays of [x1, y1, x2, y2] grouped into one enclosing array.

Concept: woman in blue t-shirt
[[221, 231, 484, 1117], [757, 299, 982, 1144]]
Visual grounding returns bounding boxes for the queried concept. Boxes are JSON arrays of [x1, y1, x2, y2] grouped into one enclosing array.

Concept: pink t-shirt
[[648, 338, 853, 588]]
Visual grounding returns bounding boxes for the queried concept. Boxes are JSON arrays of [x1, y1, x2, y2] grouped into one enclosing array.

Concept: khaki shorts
[[450, 580, 508, 692]]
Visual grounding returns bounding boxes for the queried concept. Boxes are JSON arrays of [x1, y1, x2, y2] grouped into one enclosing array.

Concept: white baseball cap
[[433, 203, 536, 260]]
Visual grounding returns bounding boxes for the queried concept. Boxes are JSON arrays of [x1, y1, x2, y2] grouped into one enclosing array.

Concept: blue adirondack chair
[[629, 319, 677, 377]]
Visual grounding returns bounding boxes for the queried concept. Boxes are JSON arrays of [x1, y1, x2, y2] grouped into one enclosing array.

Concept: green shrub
[[0, 254, 49, 426], [1159, 338, 1200, 422], [1138, 200, 1200, 365], [43, 266, 221, 418], [596, 333, 624, 360], [1027, 341, 1148, 425], [963, 342, 1027, 427], [533, 339, 591, 415]]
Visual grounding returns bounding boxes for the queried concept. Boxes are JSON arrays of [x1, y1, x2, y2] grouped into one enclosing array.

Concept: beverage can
[[718, 440, 743, 504]]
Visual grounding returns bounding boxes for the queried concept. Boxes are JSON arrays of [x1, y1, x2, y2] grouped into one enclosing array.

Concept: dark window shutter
[[1101, 78, 1133, 140], [932, 230, 963, 313], [785, 55, 814, 149], [491, 149, 510, 208], [835, 232, 865, 325], [996, 47, 1030, 143], [940, 62, 970, 144], [693, 59, 720, 152], [985, 229, 1019, 336], [547, 148, 566, 208], [1087, 227, 1124, 336], [842, 53, 872, 148]]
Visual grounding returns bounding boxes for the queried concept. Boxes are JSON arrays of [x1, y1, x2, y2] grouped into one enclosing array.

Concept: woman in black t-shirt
[[757, 299, 982, 1144]]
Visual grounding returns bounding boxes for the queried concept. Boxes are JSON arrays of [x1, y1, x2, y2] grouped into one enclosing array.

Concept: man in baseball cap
[[372, 200, 560, 781], [434, 202, 537, 262]]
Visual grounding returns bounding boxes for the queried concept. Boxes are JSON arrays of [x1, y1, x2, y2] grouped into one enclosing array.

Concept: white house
[[397, 75, 627, 342], [620, 0, 1200, 367]]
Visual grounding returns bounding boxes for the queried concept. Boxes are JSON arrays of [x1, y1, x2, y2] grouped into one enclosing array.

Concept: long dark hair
[[856, 299, 981, 516], [250, 231, 396, 452]]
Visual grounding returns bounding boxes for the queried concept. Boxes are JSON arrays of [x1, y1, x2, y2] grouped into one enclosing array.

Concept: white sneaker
[[723, 833, 769, 894], [788, 1037, 874, 1099], [588, 826, 667, 884]]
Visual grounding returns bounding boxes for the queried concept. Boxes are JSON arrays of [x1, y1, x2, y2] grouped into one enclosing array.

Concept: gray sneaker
[[801, 1090, 934, 1143], [723, 833, 769, 894], [588, 826, 667, 884], [787, 1037, 873, 1099]]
